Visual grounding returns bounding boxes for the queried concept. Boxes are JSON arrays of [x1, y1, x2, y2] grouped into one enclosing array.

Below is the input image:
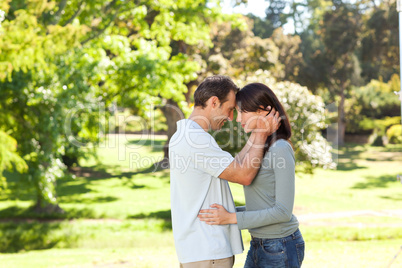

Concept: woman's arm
[[198, 142, 295, 229]]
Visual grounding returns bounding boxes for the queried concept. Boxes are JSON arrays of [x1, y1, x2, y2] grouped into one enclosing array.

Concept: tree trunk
[[337, 86, 346, 146], [156, 99, 185, 169], [184, 80, 198, 103], [33, 190, 64, 214]]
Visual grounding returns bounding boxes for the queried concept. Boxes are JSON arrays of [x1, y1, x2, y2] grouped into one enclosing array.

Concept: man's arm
[[219, 109, 280, 185]]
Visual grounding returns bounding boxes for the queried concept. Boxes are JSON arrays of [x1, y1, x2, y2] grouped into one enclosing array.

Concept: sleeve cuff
[[236, 212, 246, 230], [236, 206, 246, 212]]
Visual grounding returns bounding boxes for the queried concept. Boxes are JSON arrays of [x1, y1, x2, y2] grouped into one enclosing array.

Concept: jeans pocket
[[296, 242, 305, 266], [261, 239, 285, 256]]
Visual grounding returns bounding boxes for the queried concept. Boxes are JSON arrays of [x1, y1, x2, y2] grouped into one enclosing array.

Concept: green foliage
[[361, 116, 401, 146], [0, 1, 99, 210], [0, 131, 28, 189], [0, 0, 233, 211], [0, 221, 77, 252], [357, 116, 401, 135], [346, 76, 401, 136], [247, 13, 275, 39], [360, 1, 398, 82], [270, 28, 303, 82], [386, 124, 402, 144], [352, 76, 400, 119]]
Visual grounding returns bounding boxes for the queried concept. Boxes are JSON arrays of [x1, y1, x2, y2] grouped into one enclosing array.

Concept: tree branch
[[104, 0, 118, 13], [51, 0, 68, 25], [80, 12, 118, 45], [62, 0, 85, 26]]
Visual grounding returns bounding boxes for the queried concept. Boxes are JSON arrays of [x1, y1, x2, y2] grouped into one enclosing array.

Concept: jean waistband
[[251, 229, 302, 243]]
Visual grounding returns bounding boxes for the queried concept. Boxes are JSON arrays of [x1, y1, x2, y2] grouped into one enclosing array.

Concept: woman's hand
[[255, 106, 281, 136], [198, 204, 237, 225]]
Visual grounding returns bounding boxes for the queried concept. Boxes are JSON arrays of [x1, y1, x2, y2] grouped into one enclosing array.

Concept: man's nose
[[228, 110, 234, 121]]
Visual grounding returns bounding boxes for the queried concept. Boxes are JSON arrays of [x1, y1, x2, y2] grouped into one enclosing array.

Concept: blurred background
[[0, 0, 401, 267]]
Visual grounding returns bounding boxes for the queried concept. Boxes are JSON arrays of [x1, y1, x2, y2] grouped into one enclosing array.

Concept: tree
[[360, 0, 399, 82], [0, 0, 241, 210], [270, 27, 304, 82], [0, 0, 106, 212], [319, 1, 363, 145]]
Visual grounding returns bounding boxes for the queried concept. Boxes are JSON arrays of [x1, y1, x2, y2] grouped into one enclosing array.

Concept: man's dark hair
[[194, 75, 239, 108]]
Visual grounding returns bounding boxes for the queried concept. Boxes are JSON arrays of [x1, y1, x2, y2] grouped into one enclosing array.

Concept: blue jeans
[[244, 229, 305, 268]]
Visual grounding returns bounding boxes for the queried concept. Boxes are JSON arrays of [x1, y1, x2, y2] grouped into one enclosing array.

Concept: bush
[[354, 76, 400, 119], [386, 124, 402, 144], [346, 75, 400, 135], [364, 117, 401, 146]]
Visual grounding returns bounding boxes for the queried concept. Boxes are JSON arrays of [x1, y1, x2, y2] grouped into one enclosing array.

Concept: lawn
[[0, 134, 402, 267]]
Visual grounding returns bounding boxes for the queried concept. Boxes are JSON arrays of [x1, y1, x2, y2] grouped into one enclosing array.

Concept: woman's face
[[235, 108, 260, 133]]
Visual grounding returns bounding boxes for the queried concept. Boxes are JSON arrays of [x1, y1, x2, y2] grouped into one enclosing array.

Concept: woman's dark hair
[[236, 83, 292, 153], [194, 75, 239, 108]]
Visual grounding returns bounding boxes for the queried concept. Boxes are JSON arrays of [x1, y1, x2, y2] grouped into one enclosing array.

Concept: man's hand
[[198, 204, 237, 225], [255, 106, 281, 136]]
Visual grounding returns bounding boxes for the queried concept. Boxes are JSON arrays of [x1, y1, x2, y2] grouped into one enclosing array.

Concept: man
[[169, 75, 280, 267]]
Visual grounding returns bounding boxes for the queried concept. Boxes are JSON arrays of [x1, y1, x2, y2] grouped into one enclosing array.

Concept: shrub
[[346, 75, 401, 135], [364, 117, 401, 146], [386, 124, 402, 144]]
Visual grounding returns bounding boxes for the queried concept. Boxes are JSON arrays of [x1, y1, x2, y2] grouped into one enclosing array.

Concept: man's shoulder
[[170, 125, 214, 152]]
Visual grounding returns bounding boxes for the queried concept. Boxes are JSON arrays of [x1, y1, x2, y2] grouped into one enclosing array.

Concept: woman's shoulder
[[268, 139, 294, 155], [271, 139, 292, 149]]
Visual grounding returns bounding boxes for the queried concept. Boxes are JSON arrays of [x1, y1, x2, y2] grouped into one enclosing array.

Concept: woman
[[198, 83, 305, 268]]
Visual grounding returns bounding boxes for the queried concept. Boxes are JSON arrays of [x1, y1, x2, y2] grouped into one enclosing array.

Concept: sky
[[221, 0, 269, 18]]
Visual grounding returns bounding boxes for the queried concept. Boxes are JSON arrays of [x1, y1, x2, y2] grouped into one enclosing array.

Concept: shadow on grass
[[0, 206, 103, 220], [0, 221, 77, 253], [351, 174, 399, 189], [380, 194, 402, 201], [336, 161, 367, 171], [68, 165, 119, 180], [128, 209, 172, 230], [336, 144, 367, 171], [59, 195, 118, 204]]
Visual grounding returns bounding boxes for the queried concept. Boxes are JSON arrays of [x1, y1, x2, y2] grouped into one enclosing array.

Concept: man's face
[[210, 91, 236, 130]]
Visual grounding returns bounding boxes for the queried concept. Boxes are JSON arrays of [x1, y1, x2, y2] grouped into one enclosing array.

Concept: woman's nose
[[236, 113, 241, 123]]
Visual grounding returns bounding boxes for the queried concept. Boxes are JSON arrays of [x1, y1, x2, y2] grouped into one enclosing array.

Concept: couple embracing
[[169, 75, 305, 268]]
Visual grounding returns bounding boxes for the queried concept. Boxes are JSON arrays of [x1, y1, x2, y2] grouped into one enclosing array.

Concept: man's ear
[[207, 96, 219, 108]]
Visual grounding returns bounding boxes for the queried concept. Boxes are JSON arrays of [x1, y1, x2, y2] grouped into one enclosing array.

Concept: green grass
[[1, 135, 402, 267], [1, 238, 401, 268]]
